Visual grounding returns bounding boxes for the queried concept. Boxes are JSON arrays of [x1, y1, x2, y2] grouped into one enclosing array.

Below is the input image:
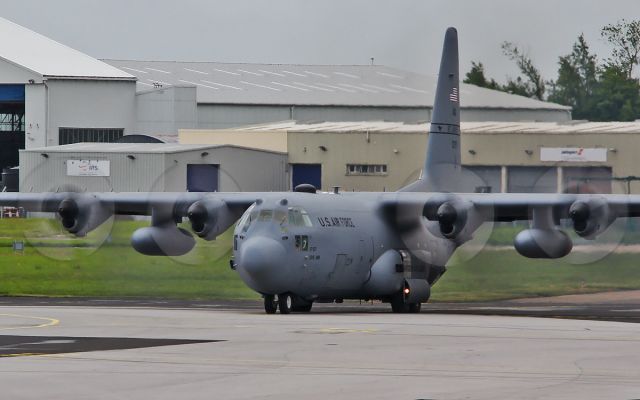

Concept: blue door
[[187, 164, 219, 192], [292, 164, 321, 190]]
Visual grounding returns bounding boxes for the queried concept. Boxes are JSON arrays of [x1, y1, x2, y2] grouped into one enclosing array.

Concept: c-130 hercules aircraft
[[2, 28, 639, 314]]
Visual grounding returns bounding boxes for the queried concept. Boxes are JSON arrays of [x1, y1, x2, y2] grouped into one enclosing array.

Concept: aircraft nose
[[239, 236, 287, 278]]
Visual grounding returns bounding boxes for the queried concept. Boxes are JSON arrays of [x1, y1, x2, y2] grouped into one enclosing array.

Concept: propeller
[[527, 167, 628, 264], [18, 184, 115, 261]]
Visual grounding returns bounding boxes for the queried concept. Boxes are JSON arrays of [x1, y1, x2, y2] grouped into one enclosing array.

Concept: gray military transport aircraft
[[2, 28, 639, 314]]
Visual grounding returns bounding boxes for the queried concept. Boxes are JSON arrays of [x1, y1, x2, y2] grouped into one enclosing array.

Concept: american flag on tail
[[449, 87, 459, 102]]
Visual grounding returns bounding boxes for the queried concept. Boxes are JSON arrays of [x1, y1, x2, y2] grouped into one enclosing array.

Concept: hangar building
[[104, 59, 572, 135], [0, 15, 572, 185], [0, 17, 137, 172], [19, 143, 287, 193], [180, 121, 640, 195]]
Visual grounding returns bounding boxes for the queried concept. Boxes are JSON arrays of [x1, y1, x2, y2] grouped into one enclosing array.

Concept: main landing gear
[[390, 291, 422, 313], [263, 294, 313, 314]]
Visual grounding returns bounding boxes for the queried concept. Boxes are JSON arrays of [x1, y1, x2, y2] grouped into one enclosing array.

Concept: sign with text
[[66, 160, 110, 177], [540, 148, 607, 162]]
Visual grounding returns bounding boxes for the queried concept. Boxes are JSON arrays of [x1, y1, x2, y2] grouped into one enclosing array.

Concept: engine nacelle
[[424, 200, 468, 239], [569, 198, 615, 239], [131, 226, 196, 256], [57, 196, 112, 237], [187, 199, 236, 240], [362, 250, 405, 296], [514, 228, 573, 259]]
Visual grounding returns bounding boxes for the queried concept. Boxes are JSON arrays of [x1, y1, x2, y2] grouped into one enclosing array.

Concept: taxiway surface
[[0, 297, 639, 399]]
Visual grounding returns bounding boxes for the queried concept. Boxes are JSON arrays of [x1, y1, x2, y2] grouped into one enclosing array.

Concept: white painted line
[[339, 83, 377, 93], [179, 79, 219, 89], [120, 66, 148, 74], [361, 83, 400, 93], [146, 67, 171, 74], [376, 71, 404, 79], [239, 80, 281, 91], [389, 84, 428, 94], [258, 69, 286, 77], [214, 68, 241, 76], [304, 70, 329, 78], [184, 68, 209, 75], [270, 81, 309, 91], [333, 71, 360, 79], [293, 82, 334, 92], [238, 69, 263, 76], [315, 83, 357, 93], [282, 70, 306, 77], [202, 80, 243, 90]]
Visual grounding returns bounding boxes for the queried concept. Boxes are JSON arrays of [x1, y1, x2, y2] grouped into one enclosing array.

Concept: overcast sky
[[4, 0, 640, 81]]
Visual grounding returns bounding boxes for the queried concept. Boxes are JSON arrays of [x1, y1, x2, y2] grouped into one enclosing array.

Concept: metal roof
[[23, 142, 286, 155], [226, 120, 640, 134], [0, 17, 134, 80], [103, 59, 570, 110]]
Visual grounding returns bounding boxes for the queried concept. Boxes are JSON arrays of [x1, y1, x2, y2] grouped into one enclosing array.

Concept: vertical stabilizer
[[401, 27, 461, 192]]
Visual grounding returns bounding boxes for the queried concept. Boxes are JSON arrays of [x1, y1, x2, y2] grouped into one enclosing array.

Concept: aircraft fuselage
[[232, 192, 454, 303]]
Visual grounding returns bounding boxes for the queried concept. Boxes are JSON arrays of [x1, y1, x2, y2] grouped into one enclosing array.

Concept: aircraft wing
[[0, 191, 261, 215], [0, 191, 264, 256], [382, 192, 640, 221], [380, 192, 640, 258]]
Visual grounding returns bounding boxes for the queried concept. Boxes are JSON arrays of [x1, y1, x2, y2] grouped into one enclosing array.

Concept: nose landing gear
[[263, 293, 313, 314]]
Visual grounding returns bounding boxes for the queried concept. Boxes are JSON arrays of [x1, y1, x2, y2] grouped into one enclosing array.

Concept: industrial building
[[0, 15, 575, 193], [19, 143, 287, 193], [180, 121, 640, 194], [104, 58, 572, 136], [0, 17, 137, 172]]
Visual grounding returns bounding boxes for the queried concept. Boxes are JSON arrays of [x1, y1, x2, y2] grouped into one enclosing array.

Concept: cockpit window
[[288, 207, 313, 227], [274, 209, 288, 226], [236, 203, 257, 232], [258, 209, 273, 221]]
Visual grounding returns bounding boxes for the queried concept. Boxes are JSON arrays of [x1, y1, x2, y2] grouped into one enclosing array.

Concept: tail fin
[[401, 27, 460, 192]]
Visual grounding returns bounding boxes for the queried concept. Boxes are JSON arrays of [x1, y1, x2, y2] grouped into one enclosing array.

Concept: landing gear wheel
[[390, 293, 410, 313], [278, 293, 292, 314], [264, 295, 278, 314]]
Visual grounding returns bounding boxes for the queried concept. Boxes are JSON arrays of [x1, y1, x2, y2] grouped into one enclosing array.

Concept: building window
[[346, 164, 388, 176], [59, 127, 124, 145]]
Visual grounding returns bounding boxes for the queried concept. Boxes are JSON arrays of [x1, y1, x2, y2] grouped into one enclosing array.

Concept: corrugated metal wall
[[19, 146, 288, 193]]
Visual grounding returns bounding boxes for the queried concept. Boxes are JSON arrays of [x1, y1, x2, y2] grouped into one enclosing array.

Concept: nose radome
[[240, 236, 286, 277]]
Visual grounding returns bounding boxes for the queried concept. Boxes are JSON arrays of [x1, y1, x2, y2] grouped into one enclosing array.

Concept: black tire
[[408, 302, 422, 313], [264, 295, 278, 314], [278, 293, 292, 314], [390, 293, 410, 313]]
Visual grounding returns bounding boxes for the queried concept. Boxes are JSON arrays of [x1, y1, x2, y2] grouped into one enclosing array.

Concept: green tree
[[601, 19, 640, 78], [463, 61, 500, 90], [590, 65, 640, 121], [501, 42, 545, 100], [547, 34, 598, 119]]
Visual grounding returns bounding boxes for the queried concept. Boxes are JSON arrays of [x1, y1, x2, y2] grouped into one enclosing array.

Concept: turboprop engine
[[423, 197, 479, 241], [57, 195, 112, 237], [186, 199, 237, 240], [569, 198, 615, 239]]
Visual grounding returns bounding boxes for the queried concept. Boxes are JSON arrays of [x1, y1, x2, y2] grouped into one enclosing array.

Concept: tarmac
[[1, 293, 640, 399]]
